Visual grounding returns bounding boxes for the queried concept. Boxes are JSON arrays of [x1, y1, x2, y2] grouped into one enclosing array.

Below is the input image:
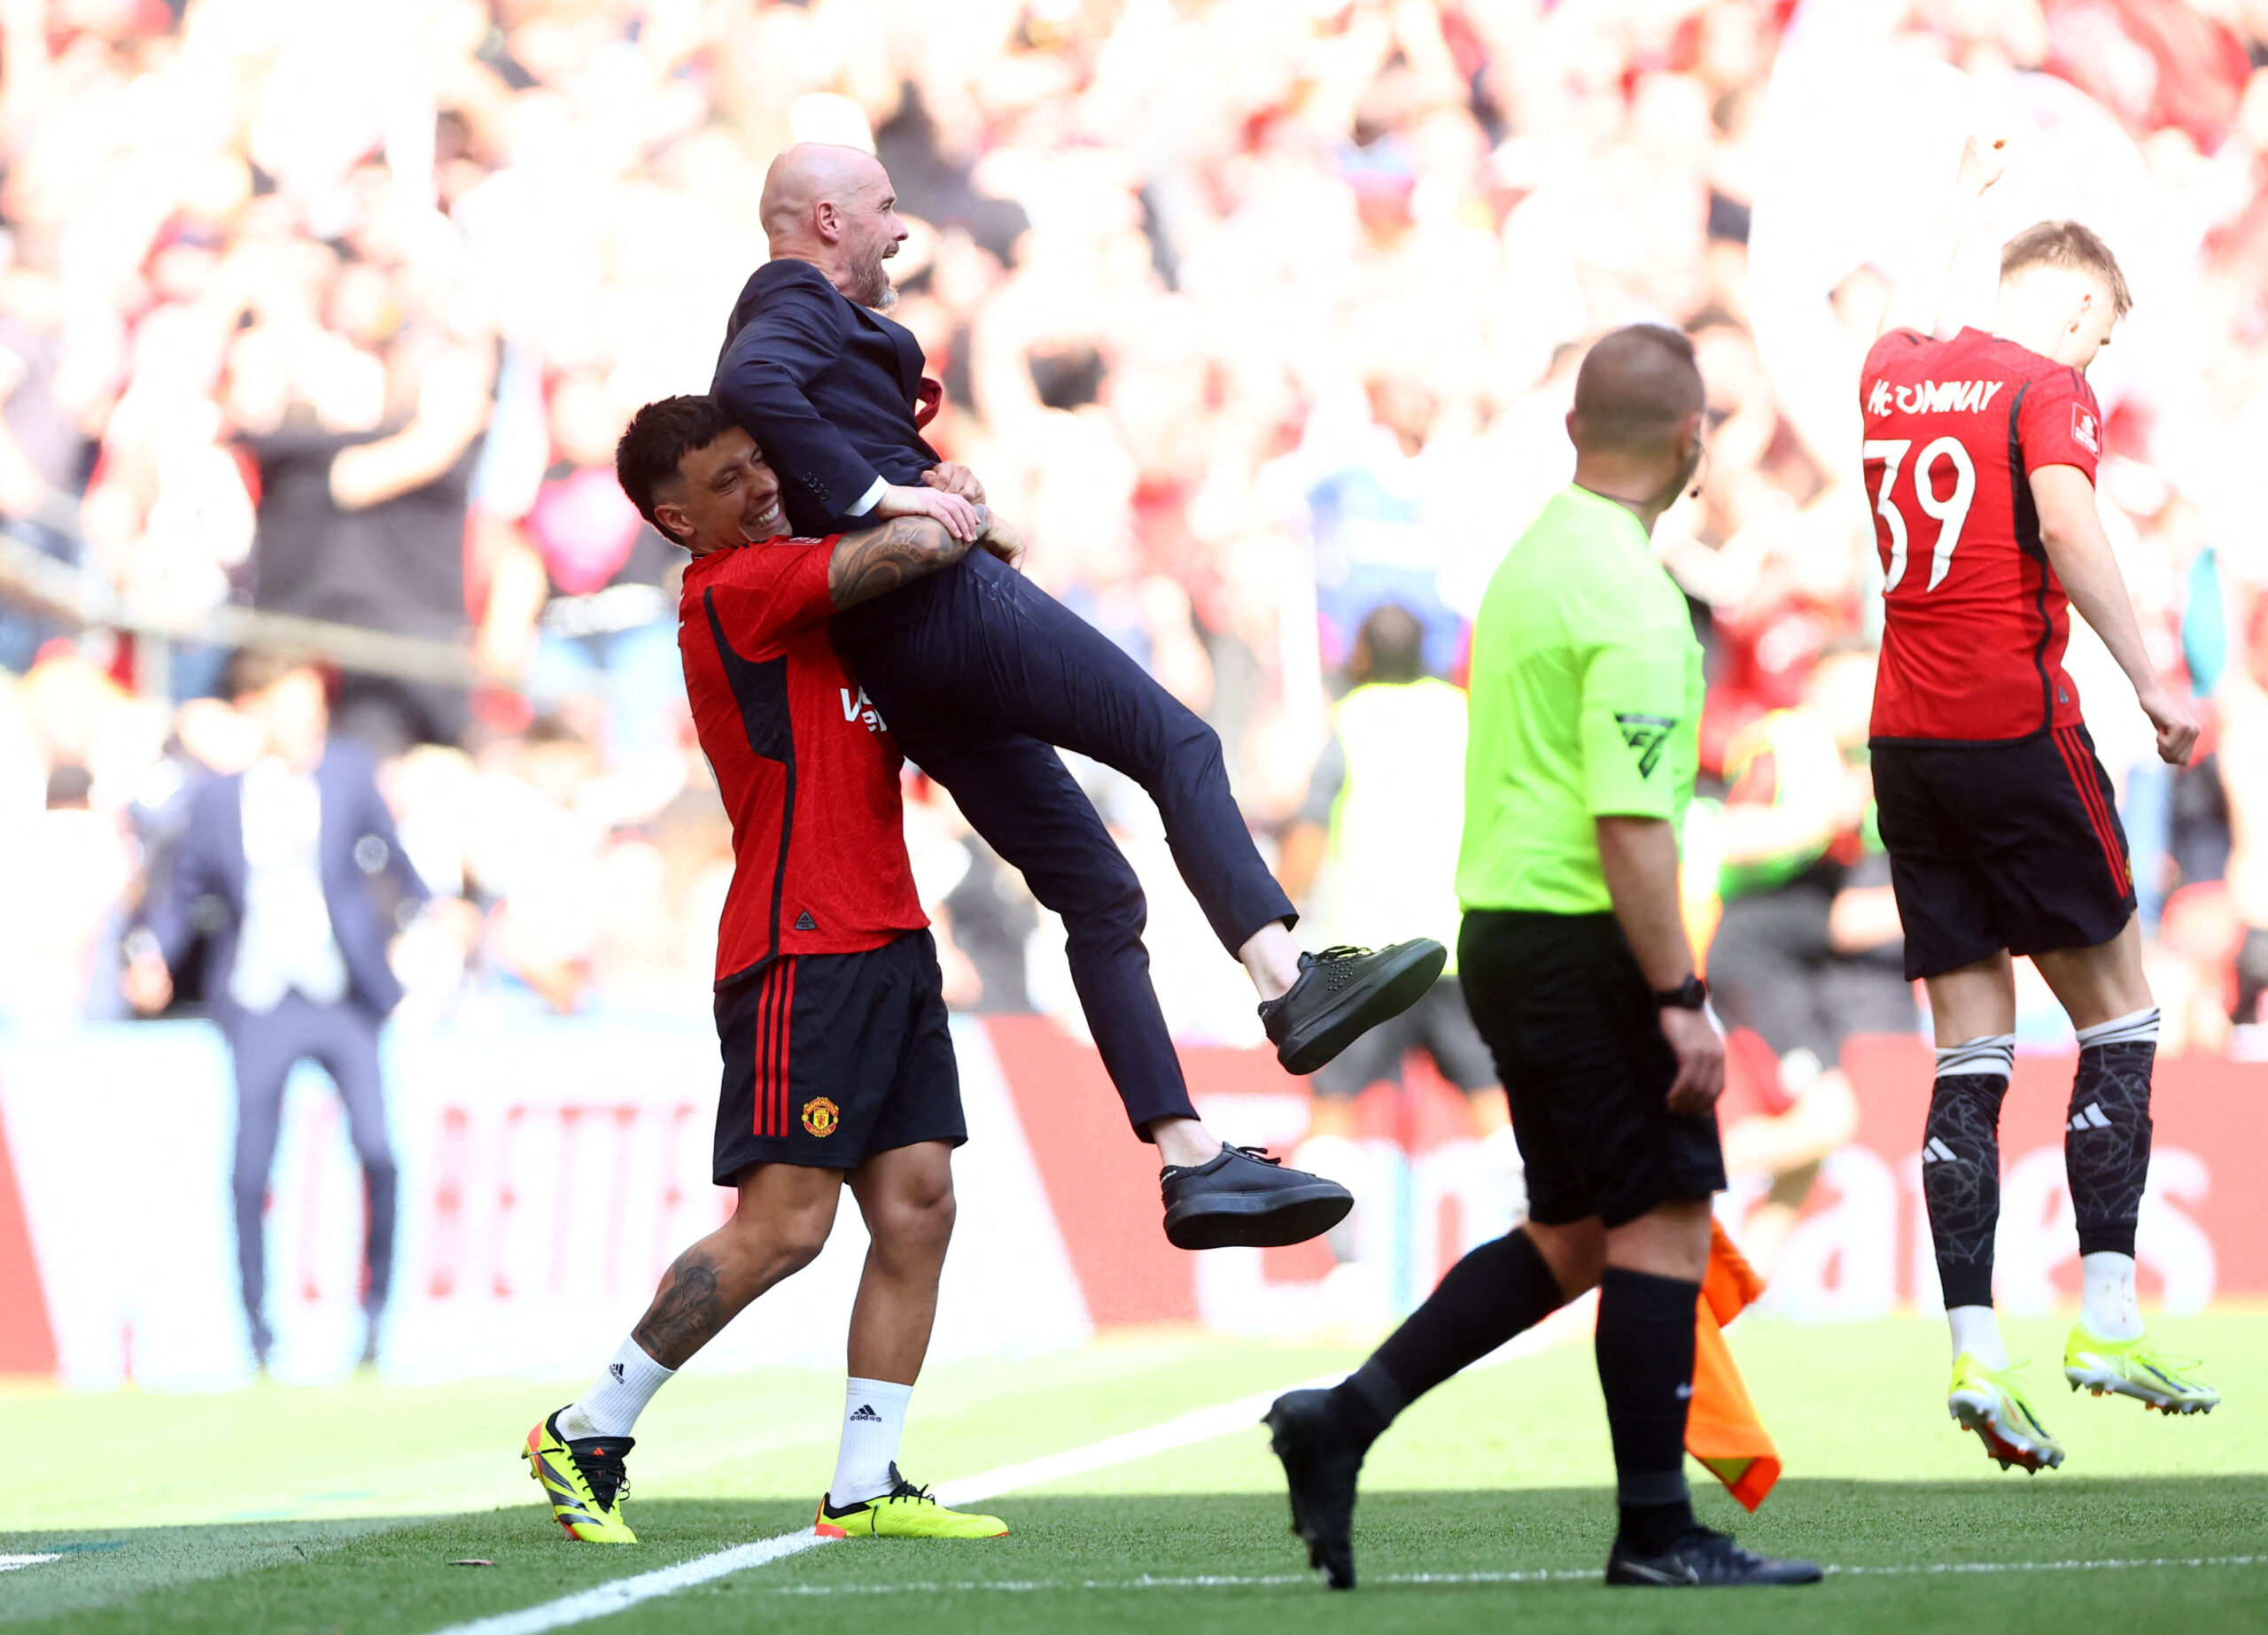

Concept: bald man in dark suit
[[712, 143, 1445, 1251]]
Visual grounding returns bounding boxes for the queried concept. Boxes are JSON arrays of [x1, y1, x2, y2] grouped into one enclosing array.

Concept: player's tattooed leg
[[2067, 1009, 2159, 1258], [1922, 1070, 2010, 1308], [633, 1250, 725, 1368]]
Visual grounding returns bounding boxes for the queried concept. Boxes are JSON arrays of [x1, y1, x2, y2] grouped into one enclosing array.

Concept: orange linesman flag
[[1686, 1220, 1782, 1511]]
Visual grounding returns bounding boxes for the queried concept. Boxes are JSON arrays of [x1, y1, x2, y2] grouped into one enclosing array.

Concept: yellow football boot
[[813, 1465, 1006, 1538], [2064, 1327, 2221, 1414], [524, 1409, 638, 1542], [1948, 1354, 2065, 1473]]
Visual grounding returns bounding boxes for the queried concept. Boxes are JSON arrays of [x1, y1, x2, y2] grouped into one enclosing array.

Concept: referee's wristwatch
[[1653, 973, 1708, 1011]]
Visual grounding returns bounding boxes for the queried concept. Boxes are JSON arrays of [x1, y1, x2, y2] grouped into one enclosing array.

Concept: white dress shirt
[[230, 756, 350, 1012]]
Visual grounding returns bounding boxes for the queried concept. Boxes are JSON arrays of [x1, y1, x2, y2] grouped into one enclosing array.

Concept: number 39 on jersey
[[1858, 327, 2104, 743]]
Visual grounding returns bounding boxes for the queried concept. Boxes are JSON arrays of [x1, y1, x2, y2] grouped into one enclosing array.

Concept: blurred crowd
[[4, 0, 2268, 1058]]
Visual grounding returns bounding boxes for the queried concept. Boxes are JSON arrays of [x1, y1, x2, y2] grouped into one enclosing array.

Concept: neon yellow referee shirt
[[1456, 484, 1704, 916]]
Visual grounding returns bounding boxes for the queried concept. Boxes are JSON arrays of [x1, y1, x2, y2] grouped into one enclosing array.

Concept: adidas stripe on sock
[[1924, 1036, 2015, 1310], [561, 1337, 674, 1439], [830, 1377, 913, 1507], [2070, 1007, 2157, 1264]]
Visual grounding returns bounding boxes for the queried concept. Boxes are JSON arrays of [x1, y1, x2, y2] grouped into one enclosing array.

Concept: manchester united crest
[[801, 1096, 841, 1137]]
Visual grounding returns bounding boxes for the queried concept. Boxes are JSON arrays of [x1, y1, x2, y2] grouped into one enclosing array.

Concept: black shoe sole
[[1604, 1554, 1825, 1587], [1164, 1182, 1353, 1251], [1274, 941, 1448, 1075]]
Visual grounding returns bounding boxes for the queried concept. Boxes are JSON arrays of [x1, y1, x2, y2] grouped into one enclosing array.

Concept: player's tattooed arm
[[633, 1248, 726, 1368], [828, 515, 976, 609]]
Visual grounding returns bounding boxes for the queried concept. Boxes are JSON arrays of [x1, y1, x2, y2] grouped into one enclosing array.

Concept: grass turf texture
[[9, 1313, 2265, 1632]]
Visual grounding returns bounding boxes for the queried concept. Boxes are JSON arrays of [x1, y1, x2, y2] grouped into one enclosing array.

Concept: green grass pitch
[[8, 1312, 2265, 1632]]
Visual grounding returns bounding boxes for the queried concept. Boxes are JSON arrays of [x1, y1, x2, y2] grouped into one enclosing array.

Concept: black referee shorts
[[1310, 974, 1498, 1098], [1459, 910, 1726, 1229], [1873, 724, 2137, 980], [711, 930, 965, 1186]]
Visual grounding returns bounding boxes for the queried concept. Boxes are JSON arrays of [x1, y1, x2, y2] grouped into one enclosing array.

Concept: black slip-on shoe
[[1264, 1389, 1363, 1590], [1604, 1527, 1823, 1587], [1161, 1145, 1352, 1251], [1260, 941, 1448, 1075]]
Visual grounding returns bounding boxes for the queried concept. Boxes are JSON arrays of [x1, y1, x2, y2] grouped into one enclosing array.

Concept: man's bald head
[[760, 143, 905, 309], [1568, 324, 1705, 458]]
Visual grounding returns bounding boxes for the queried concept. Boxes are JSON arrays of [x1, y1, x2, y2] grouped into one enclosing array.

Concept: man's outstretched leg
[[874, 709, 1353, 1251], [839, 552, 1444, 1076], [1266, 1222, 1581, 1588], [813, 1140, 1005, 1538], [528, 1161, 847, 1541]]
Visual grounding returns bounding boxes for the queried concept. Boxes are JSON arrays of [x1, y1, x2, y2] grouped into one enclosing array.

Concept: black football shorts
[[1872, 723, 2137, 981], [1457, 910, 1727, 1229], [711, 930, 965, 1185]]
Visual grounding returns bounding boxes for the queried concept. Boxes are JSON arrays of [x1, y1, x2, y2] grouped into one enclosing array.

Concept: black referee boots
[[1264, 1388, 1365, 1590], [1604, 1526, 1822, 1587], [1260, 941, 1447, 1075]]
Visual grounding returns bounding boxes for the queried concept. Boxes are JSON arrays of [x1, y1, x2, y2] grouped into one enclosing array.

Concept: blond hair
[[2000, 221, 2132, 317]]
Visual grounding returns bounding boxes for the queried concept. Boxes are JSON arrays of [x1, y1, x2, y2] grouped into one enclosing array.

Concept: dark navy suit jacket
[[144, 743, 429, 1027], [711, 258, 940, 538]]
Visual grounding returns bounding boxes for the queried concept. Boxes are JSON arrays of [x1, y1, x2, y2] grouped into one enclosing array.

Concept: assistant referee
[[1265, 325, 1820, 1591]]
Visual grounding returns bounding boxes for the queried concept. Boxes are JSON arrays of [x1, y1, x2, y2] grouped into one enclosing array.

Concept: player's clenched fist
[[2139, 682, 2199, 767], [1957, 131, 2013, 196]]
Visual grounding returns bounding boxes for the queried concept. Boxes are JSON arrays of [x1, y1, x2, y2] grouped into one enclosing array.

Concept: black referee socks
[[1329, 1228, 1568, 1451], [1596, 1266, 1702, 1554]]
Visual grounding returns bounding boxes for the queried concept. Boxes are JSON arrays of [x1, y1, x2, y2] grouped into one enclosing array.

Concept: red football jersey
[[679, 536, 926, 985], [1860, 327, 2103, 742]]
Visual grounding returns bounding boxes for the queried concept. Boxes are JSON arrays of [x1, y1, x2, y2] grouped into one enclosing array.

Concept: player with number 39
[[1859, 133, 2218, 1475]]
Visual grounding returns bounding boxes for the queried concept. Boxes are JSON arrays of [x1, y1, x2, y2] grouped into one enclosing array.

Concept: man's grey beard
[[850, 252, 895, 310]]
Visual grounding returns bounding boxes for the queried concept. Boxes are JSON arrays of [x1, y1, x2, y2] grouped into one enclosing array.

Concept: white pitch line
[[742, 1554, 2268, 1596], [0, 1554, 63, 1574], [426, 1534, 831, 1635], [429, 1306, 1595, 1635], [928, 1371, 1343, 1507], [424, 1370, 1357, 1635]]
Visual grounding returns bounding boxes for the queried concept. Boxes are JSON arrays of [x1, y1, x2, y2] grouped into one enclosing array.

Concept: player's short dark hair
[[1569, 324, 1705, 455], [1354, 602, 1427, 685], [222, 647, 323, 702], [2000, 221, 2132, 316], [617, 394, 739, 544]]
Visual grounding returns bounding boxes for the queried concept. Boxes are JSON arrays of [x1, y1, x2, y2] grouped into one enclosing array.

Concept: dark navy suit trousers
[[837, 550, 1296, 1132]]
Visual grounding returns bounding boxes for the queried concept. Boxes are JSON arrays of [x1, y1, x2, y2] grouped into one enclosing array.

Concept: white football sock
[[829, 1376, 913, 1507], [2073, 1007, 2160, 1049], [1948, 1304, 2008, 1370], [2079, 1251, 2145, 1341], [559, 1337, 674, 1440]]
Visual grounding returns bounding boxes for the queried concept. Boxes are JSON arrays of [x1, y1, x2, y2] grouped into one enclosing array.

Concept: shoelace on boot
[[1162, 1144, 1283, 1182], [569, 1444, 631, 1507]]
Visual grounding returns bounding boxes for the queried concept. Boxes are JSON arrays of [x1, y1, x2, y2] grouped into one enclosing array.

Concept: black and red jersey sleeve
[[2015, 368, 2102, 484]]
